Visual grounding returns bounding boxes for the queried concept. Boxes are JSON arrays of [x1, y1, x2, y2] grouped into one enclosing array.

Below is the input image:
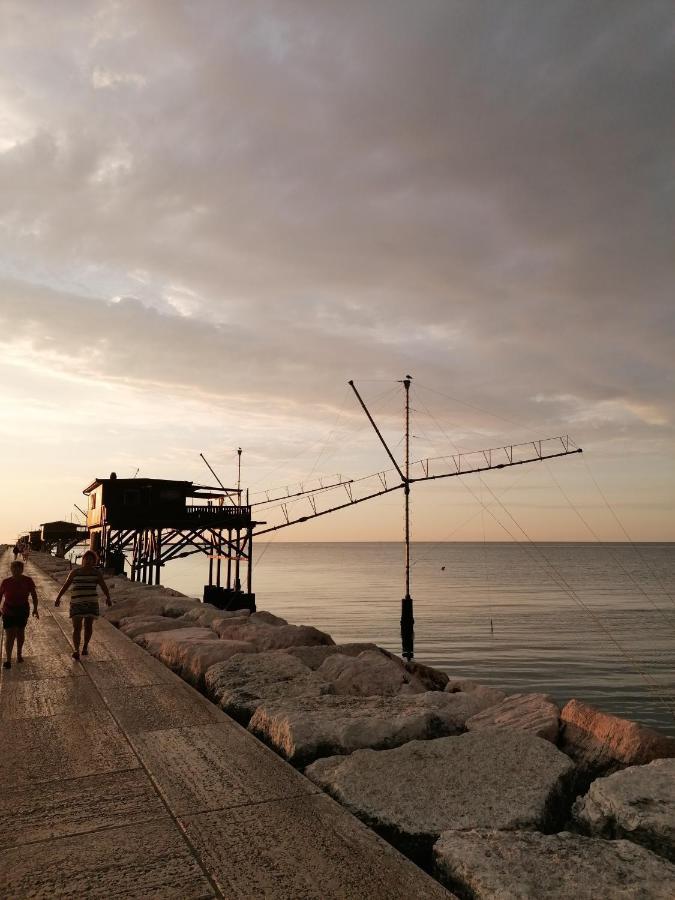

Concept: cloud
[[0, 0, 673, 538]]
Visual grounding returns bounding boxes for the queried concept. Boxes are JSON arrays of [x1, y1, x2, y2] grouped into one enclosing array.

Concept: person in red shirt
[[0, 560, 39, 668]]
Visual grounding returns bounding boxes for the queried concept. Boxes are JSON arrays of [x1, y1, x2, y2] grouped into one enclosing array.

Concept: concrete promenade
[[0, 552, 450, 899]]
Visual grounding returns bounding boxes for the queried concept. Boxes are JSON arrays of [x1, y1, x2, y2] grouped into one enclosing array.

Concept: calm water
[[164, 542, 675, 735]]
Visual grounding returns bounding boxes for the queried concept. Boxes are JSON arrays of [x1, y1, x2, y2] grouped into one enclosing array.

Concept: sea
[[162, 542, 675, 736]]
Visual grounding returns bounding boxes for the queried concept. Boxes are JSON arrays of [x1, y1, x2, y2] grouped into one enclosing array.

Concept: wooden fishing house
[[40, 520, 87, 556], [83, 473, 258, 610]]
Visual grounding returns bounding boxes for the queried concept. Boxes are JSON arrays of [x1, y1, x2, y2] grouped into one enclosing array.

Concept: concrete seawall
[[6, 551, 674, 899], [0, 551, 451, 899]]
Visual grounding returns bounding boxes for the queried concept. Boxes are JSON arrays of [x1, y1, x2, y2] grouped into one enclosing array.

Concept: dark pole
[[401, 375, 414, 660], [235, 527, 241, 590], [227, 528, 232, 590], [247, 526, 253, 595], [237, 448, 242, 507]]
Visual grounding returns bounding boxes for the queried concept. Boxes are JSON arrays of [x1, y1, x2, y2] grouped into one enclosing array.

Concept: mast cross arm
[[409, 436, 582, 484]]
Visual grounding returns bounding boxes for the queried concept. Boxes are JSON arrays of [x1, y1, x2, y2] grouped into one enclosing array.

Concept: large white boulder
[[135, 627, 255, 687], [179, 605, 251, 629], [177, 640, 257, 689], [119, 616, 196, 640], [204, 651, 333, 725], [212, 619, 335, 652], [282, 643, 382, 670], [317, 650, 428, 696], [433, 829, 675, 899], [560, 699, 675, 775], [136, 626, 214, 655], [305, 731, 575, 865], [249, 611, 288, 626], [466, 693, 560, 744], [248, 689, 503, 767], [103, 590, 199, 625], [573, 758, 675, 863], [399, 658, 449, 692], [445, 679, 507, 707]]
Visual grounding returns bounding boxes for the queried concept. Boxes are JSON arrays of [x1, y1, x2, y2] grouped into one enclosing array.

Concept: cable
[[581, 458, 675, 607], [413, 395, 675, 719], [544, 461, 675, 630]]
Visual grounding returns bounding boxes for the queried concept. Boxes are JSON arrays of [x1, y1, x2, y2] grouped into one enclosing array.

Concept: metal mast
[[349, 376, 416, 659], [254, 381, 582, 661], [401, 375, 414, 659]]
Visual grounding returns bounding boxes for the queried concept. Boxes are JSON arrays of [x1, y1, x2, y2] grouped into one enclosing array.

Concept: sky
[[0, 0, 673, 543]]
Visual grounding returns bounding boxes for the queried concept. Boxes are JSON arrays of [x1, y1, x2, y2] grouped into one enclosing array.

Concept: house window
[[89, 494, 97, 510]]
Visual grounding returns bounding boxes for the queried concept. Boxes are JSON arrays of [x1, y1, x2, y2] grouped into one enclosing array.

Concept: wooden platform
[[0, 552, 451, 899]]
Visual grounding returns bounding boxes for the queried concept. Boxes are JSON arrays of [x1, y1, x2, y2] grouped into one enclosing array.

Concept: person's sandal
[[72, 651, 80, 661], [2, 661, 10, 669]]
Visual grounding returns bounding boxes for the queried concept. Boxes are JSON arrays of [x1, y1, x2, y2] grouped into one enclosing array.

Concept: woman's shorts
[[2, 609, 29, 629], [69, 599, 100, 618]]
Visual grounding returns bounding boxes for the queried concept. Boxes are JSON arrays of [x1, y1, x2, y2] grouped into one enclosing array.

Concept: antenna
[[401, 375, 413, 660], [349, 376, 415, 659], [199, 453, 238, 504]]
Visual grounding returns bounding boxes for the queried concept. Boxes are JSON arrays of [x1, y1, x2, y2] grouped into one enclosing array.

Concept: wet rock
[[212, 620, 335, 652], [466, 693, 560, 743], [136, 627, 255, 687], [204, 651, 333, 725], [118, 616, 196, 640], [433, 829, 675, 899], [283, 643, 381, 670], [179, 605, 251, 628], [445, 679, 507, 708], [573, 758, 675, 863], [211, 616, 253, 635], [103, 592, 199, 625], [317, 650, 428, 696], [248, 690, 502, 767], [401, 658, 449, 692], [249, 611, 288, 626], [177, 640, 257, 689], [560, 699, 675, 775], [306, 731, 575, 865], [136, 625, 215, 654]]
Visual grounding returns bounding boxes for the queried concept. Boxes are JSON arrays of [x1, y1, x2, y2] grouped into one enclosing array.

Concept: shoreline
[[158, 542, 675, 736]]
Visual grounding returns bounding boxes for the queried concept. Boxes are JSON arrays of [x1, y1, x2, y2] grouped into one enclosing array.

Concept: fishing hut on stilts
[[83, 472, 259, 611]]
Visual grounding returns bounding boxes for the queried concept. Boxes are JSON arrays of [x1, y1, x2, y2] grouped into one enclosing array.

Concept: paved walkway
[[0, 553, 450, 899]]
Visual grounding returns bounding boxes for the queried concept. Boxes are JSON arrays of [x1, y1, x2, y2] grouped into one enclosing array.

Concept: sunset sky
[[1, 1, 673, 543]]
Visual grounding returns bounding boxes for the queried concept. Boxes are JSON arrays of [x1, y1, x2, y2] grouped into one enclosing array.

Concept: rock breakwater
[[31, 552, 675, 898]]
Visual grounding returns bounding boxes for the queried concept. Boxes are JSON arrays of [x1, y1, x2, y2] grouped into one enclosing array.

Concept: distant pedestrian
[[12, 543, 20, 560], [0, 561, 39, 668], [54, 550, 111, 660]]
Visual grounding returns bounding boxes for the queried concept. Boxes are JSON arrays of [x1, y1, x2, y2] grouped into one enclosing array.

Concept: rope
[[544, 461, 675, 630], [413, 395, 675, 721], [478, 478, 675, 721], [581, 458, 675, 608]]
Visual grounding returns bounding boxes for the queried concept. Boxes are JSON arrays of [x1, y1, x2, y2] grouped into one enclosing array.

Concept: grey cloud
[[0, 0, 673, 454]]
